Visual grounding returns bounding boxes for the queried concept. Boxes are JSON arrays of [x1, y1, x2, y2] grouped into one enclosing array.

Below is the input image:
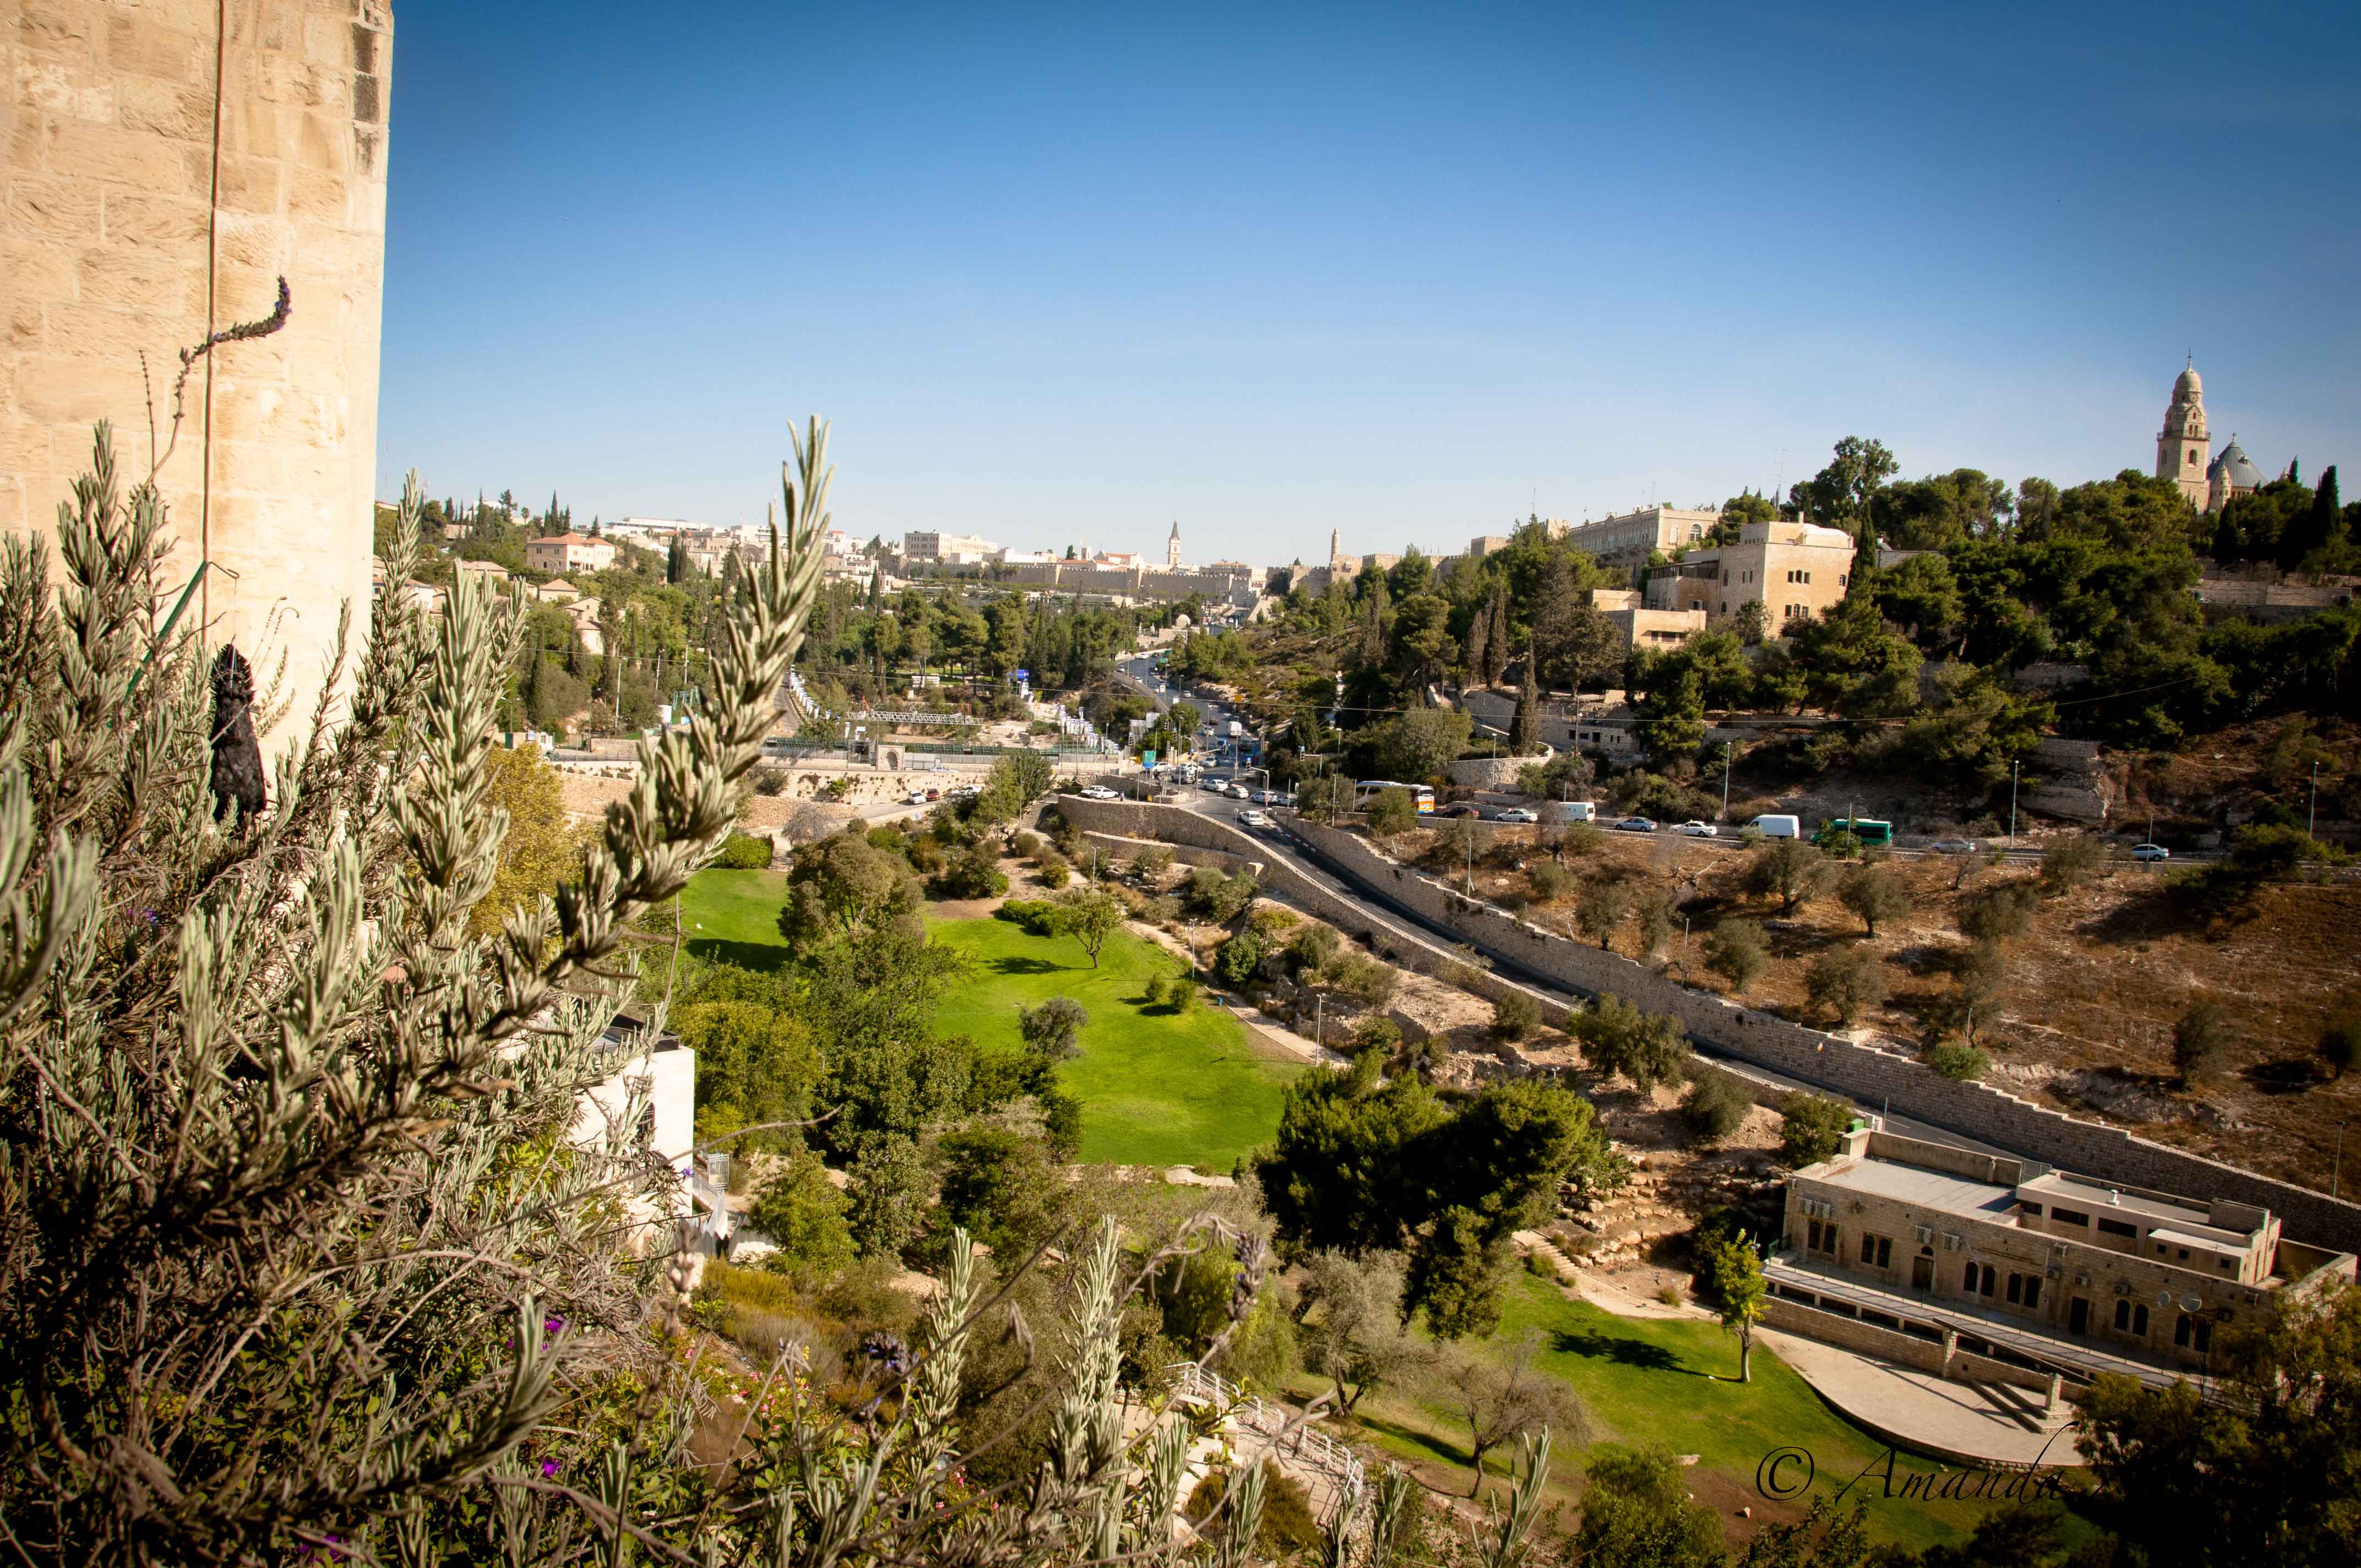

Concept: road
[[1109, 650, 2020, 1158]]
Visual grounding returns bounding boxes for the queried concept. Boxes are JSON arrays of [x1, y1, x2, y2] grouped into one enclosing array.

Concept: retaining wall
[[1278, 815, 2361, 1257], [1056, 799, 2361, 1256], [1764, 1298, 1946, 1374]]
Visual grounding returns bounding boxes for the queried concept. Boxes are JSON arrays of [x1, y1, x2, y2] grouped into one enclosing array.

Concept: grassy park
[[928, 913, 1301, 1169], [670, 868, 1298, 1170]]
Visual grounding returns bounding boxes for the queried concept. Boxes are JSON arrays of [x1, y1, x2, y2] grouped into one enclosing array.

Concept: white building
[[902, 530, 1000, 565]]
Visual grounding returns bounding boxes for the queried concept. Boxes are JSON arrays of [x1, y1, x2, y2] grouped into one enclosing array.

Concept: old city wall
[[1056, 800, 2361, 1255], [5, 1, 392, 738], [1276, 815, 2361, 1255]]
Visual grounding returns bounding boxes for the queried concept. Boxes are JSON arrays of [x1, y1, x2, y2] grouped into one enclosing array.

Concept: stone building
[[1643, 518, 1856, 628], [1166, 519, 1180, 568], [523, 531, 616, 575], [4, 0, 394, 738], [1555, 505, 1721, 576], [1777, 1128, 2354, 1381], [2152, 361, 2264, 513]]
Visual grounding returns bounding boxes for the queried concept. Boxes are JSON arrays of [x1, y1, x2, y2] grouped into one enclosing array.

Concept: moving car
[[1079, 785, 1122, 801], [1613, 816, 1657, 834], [1223, 783, 1250, 799], [1673, 820, 1718, 837], [904, 790, 928, 805], [1748, 813, 1800, 839], [924, 788, 941, 802], [1928, 837, 1978, 854], [1494, 807, 1538, 823], [1237, 809, 1270, 828], [1437, 803, 1484, 819], [2131, 842, 2171, 862]]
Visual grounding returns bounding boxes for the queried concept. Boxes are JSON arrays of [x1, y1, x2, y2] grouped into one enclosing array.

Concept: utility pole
[[2008, 761, 2019, 850], [2310, 762, 2320, 840], [1722, 743, 1734, 821], [2336, 1120, 2347, 1201], [1315, 993, 1325, 1055]]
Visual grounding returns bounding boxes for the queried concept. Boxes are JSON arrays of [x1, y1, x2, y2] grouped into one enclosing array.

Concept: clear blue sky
[[377, 1, 2359, 564]]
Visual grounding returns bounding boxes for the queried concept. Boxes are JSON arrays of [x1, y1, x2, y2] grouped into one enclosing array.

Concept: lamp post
[[2336, 1120, 2347, 1201], [2008, 761, 2019, 850], [2310, 762, 2320, 840]]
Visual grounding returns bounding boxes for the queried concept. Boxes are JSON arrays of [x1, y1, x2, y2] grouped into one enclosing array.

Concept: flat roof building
[[1645, 519, 1857, 629], [1557, 506, 1722, 576]]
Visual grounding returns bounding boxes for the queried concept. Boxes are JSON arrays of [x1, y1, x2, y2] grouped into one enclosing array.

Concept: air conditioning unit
[[1941, 1232, 1963, 1251], [2113, 1281, 2131, 1295], [1915, 1225, 1934, 1246], [2045, 1265, 2062, 1280], [2075, 1273, 2092, 1287]]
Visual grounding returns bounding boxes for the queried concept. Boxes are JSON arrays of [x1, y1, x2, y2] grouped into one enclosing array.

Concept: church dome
[[2174, 363, 2202, 400], [2208, 440, 2262, 491]]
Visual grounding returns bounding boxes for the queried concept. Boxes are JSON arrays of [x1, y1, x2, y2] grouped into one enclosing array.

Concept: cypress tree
[[2280, 466, 2339, 572], [1463, 603, 1490, 689], [1510, 641, 1541, 755], [1485, 589, 1510, 687], [2210, 497, 2243, 564]]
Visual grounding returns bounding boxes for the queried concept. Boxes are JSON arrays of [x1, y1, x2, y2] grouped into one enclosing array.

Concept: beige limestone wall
[[4, 0, 392, 739]]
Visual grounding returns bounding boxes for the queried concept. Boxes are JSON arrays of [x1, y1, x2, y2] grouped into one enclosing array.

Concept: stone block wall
[[1762, 1297, 1946, 1374], [1279, 815, 2361, 1256], [5, 0, 392, 739]]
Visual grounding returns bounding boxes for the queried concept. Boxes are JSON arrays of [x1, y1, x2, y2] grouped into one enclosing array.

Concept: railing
[[1167, 1362, 1364, 1501]]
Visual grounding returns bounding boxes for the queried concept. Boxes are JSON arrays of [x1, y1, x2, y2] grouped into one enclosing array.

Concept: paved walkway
[[1755, 1327, 2086, 1469]]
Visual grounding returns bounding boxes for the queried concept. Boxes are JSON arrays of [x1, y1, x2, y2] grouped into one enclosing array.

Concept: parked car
[[904, 790, 928, 805], [1079, 785, 1122, 801], [1613, 816, 1657, 834], [1494, 807, 1538, 824], [2131, 842, 2172, 862], [1237, 809, 1271, 828], [950, 785, 979, 799], [1928, 837, 1979, 854], [924, 788, 941, 802], [1437, 803, 1484, 819], [1673, 820, 1718, 837]]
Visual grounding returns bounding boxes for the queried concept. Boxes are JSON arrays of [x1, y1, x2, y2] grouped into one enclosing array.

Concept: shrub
[[1575, 878, 1633, 949], [749, 764, 791, 796], [1166, 981, 1199, 1016], [1526, 859, 1573, 901], [1366, 788, 1419, 838], [1704, 918, 1770, 995], [995, 897, 1061, 935], [1562, 822, 1604, 858], [1804, 946, 1889, 1027], [1959, 880, 2040, 943], [1743, 838, 1826, 915], [1348, 1017, 1401, 1055], [1247, 904, 1298, 938], [1135, 845, 1174, 878], [716, 830, 774, 869], [1574, 995, 1687, 1091], [1035, 854, 1071, 889], [2039, 834, 2104, 896], [1492, 991, 1543, 1043], [1184, 1462, 1321, 1556], [1010, 830, 1042, 858], [937, 841, 1008, 899], [2172, 1000, 2233, 1087], [1215, 931, 1266, 986], [2319, 1022, 2361, 1081], [1927, 1042, 1990, 1081], [1326, 953, 1399, 1011], [1778, 1091, 1856, 1167], [1286, 922, 1341, 973], [1140, 975, 1167, 1008], [1679, 1068, 1751, 1146]]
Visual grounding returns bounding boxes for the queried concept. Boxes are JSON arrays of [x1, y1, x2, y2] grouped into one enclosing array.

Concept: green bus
[[1815, 816, 1894, 848]]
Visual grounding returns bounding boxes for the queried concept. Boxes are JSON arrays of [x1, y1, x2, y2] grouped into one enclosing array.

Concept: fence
[[1167, 1362, 1365, 1501]]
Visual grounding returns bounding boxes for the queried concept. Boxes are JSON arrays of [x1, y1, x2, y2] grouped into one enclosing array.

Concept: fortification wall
[[4, 0, 393, 739]]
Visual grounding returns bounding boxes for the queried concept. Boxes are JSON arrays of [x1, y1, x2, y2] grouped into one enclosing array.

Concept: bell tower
[[2155, 361, 2211, 508], [1167, 520, 1182, 568]]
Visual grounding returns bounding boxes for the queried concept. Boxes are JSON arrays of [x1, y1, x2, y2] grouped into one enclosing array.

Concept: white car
[[1927, 837, 1978, 854], [1237, 809, 1270, 828], [1673, 820, 1718, 838], [2131, 842, 2171, 862], [1224, 783, 1249, 799], [1494, 808, 1538, 824], [904, 791, 928, 805], [1079, 785, 1122, 801]]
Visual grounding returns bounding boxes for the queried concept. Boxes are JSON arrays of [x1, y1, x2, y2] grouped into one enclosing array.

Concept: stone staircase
[[1166, 1362, 1364, 1525]]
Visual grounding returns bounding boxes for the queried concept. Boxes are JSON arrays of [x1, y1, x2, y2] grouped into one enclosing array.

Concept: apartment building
[[1644, 519, 1856, 628], [1557, 506, 1722, 575], [523, 532, 618, 575], [1590, 588, 1707, 651], [1779, 1129, 2354, 1379]]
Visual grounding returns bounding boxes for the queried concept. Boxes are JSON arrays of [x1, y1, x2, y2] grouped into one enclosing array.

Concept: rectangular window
[[1857, 1234, 1890, 1268], [2219, 1257, 2235, 1272], [2098, 1218, 2137, 1238], [2019, 1202, 2045, 1217], [2050, 1208, 2091, 1227]]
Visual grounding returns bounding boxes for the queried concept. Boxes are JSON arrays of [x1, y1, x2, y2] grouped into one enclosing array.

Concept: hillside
[[1381, 821, 2361, 1195]]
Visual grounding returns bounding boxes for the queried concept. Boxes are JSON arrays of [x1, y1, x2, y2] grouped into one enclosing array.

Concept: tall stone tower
[[3, 1, 394, 738], [2155, 361, 2211, 508], [1166, 520, 1180, 568]]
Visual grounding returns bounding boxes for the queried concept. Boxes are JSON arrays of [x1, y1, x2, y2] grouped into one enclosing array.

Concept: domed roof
[[2208, 439, 2262, 491], [2174, 361, 2202, 400]]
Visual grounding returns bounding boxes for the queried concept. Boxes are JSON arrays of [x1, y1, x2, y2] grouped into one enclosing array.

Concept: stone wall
[[1445, 748, 1548, 790], [1278, 814, 2361, 1256], [4, 0, 392, 739], [1762, 1297, 1946, 1374]]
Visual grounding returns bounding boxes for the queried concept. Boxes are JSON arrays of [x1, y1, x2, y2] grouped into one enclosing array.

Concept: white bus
[[1354, 780, 1436, 815]]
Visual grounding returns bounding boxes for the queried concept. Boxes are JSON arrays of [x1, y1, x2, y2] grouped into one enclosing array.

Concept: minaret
[[2156, 360, 2211, 508], [1329, 528, 1343, 571], [1167, 520, 1182, 568]]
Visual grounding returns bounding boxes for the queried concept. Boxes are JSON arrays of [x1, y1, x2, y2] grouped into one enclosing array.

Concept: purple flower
[[543, 1313, 565, 1336], [541, 1459, 561, 1478]]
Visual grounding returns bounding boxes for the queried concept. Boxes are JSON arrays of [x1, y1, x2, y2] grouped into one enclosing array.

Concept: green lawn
[[667, 870, 1301, 1170], [676, 868, 796, 970], [928, 915, 1302, 1170], [1336, 1273, 2091, 1555]]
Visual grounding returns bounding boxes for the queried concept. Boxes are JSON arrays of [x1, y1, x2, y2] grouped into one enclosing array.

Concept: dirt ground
[[1384, 821, 2361, 1196]]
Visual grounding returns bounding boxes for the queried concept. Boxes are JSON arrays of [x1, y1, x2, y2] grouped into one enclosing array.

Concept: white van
[[1558, 801, 1597, 823], [1750, 814, 1801, 839]]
